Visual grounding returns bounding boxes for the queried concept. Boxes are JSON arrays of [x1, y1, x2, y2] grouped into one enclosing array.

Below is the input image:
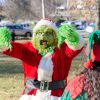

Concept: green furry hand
[[58, 24, 79, 46], [0, 27, 12, 49]]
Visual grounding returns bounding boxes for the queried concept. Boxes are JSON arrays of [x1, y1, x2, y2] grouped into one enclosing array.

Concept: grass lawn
[[0, 55, 23, 100], [0, 39, 87, 100]]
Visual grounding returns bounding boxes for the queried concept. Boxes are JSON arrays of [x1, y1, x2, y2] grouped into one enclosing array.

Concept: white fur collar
[[38, 53, 53, 82]]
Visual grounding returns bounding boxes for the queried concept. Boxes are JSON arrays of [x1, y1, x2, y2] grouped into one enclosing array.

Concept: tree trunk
[[98, 0, 100, 29]]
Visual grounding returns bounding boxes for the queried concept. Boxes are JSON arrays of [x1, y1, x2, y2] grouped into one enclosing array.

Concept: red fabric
[[84, 59, 93, 69], [84, 43, 100, 69], [66, 74, 85, 99], [85, 43, 100, 62], [3, 41, 83, 97]]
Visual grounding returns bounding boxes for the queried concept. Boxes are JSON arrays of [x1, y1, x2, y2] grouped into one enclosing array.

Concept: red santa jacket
[[3, 41, 83, 97]]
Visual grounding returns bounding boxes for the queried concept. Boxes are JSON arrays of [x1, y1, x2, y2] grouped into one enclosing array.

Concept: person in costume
[[61, 30, 100, 100], [0, 19, 84, 100]]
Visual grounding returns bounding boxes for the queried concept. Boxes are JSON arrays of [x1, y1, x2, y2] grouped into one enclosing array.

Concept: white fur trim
[[19, 95, 36, 100], [38, 53, 53, 82], [33, 19, 57, 33], [19, 94, 61, 100], [65, 34, 84, 50], [36, 90, 51, 100]]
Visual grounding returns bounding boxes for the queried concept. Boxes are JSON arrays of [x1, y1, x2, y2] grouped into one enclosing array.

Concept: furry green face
[[32, 25, 58, 56]]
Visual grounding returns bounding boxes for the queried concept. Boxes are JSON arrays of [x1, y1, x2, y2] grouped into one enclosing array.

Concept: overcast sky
[[0, 0, 5, 4]]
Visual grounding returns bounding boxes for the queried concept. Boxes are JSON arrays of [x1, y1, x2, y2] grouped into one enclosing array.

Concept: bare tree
[[3, 0, 37, 21], [2, 0, 64, 21], [0, 1, 4, 12], [98, 0, 100, 29]]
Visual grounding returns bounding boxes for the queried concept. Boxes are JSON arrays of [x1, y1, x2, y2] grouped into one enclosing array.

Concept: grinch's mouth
[[40, 40, 47, 45]]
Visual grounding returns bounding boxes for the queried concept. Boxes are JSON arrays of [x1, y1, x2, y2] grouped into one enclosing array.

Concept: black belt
[[25, 78, 66, 93]]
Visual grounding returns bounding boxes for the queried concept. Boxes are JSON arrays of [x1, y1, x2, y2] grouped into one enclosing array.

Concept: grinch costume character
[[61, 30, 100, 100], [0, 19, 84, 100]]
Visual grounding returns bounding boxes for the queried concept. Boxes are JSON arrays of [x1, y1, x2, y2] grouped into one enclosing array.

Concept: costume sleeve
[[61, 42, 83, 59], [3, 42, 31, 60]]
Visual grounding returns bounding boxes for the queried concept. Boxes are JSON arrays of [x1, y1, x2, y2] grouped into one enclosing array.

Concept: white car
[[85, 26, 95, 33], [6, 24, 33, 37], [61, 21, 75, 25]]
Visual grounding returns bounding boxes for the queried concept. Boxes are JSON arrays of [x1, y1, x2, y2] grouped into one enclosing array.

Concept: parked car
[[85, 25, 95, 33], [74, 24, 86, 30], [16, 23, 31, 29], [21, 23, 30, 29], [5, 24, 33, 37], [73, 20, 87, 30], [61, 20, 75, 26]]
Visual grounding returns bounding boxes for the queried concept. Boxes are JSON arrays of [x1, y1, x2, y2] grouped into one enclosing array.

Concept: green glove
[[58, 24, 79, 46], [0, 27, 12, 49]]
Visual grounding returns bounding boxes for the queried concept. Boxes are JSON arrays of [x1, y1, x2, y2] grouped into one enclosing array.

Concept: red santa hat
[[33, 19, 58, 33]]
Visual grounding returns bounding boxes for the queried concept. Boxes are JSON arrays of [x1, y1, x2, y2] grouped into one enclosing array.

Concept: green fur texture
[[0, 27, 12, 49], [58, 24, 79, 47], [32, 25, 57, 56]]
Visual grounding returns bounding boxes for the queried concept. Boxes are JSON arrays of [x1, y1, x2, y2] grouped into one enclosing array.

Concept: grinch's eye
[[38, 32, 42, 34], [46, 32, 50, 35]]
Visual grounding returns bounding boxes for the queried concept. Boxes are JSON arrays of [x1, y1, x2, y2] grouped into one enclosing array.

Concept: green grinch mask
[[32, 25, 58, 56]]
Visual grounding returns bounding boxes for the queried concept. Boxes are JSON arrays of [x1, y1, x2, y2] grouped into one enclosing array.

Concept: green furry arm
[[58, 24, 79, 47], [0, 27, 12, 49]]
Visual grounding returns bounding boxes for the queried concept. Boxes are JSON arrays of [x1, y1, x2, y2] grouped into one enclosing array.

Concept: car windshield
[[6, 25, 23, 29]]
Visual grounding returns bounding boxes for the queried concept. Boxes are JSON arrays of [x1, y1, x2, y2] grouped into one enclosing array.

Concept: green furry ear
[[58, 24, 79, 47], [0, 27, 12, 49]]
